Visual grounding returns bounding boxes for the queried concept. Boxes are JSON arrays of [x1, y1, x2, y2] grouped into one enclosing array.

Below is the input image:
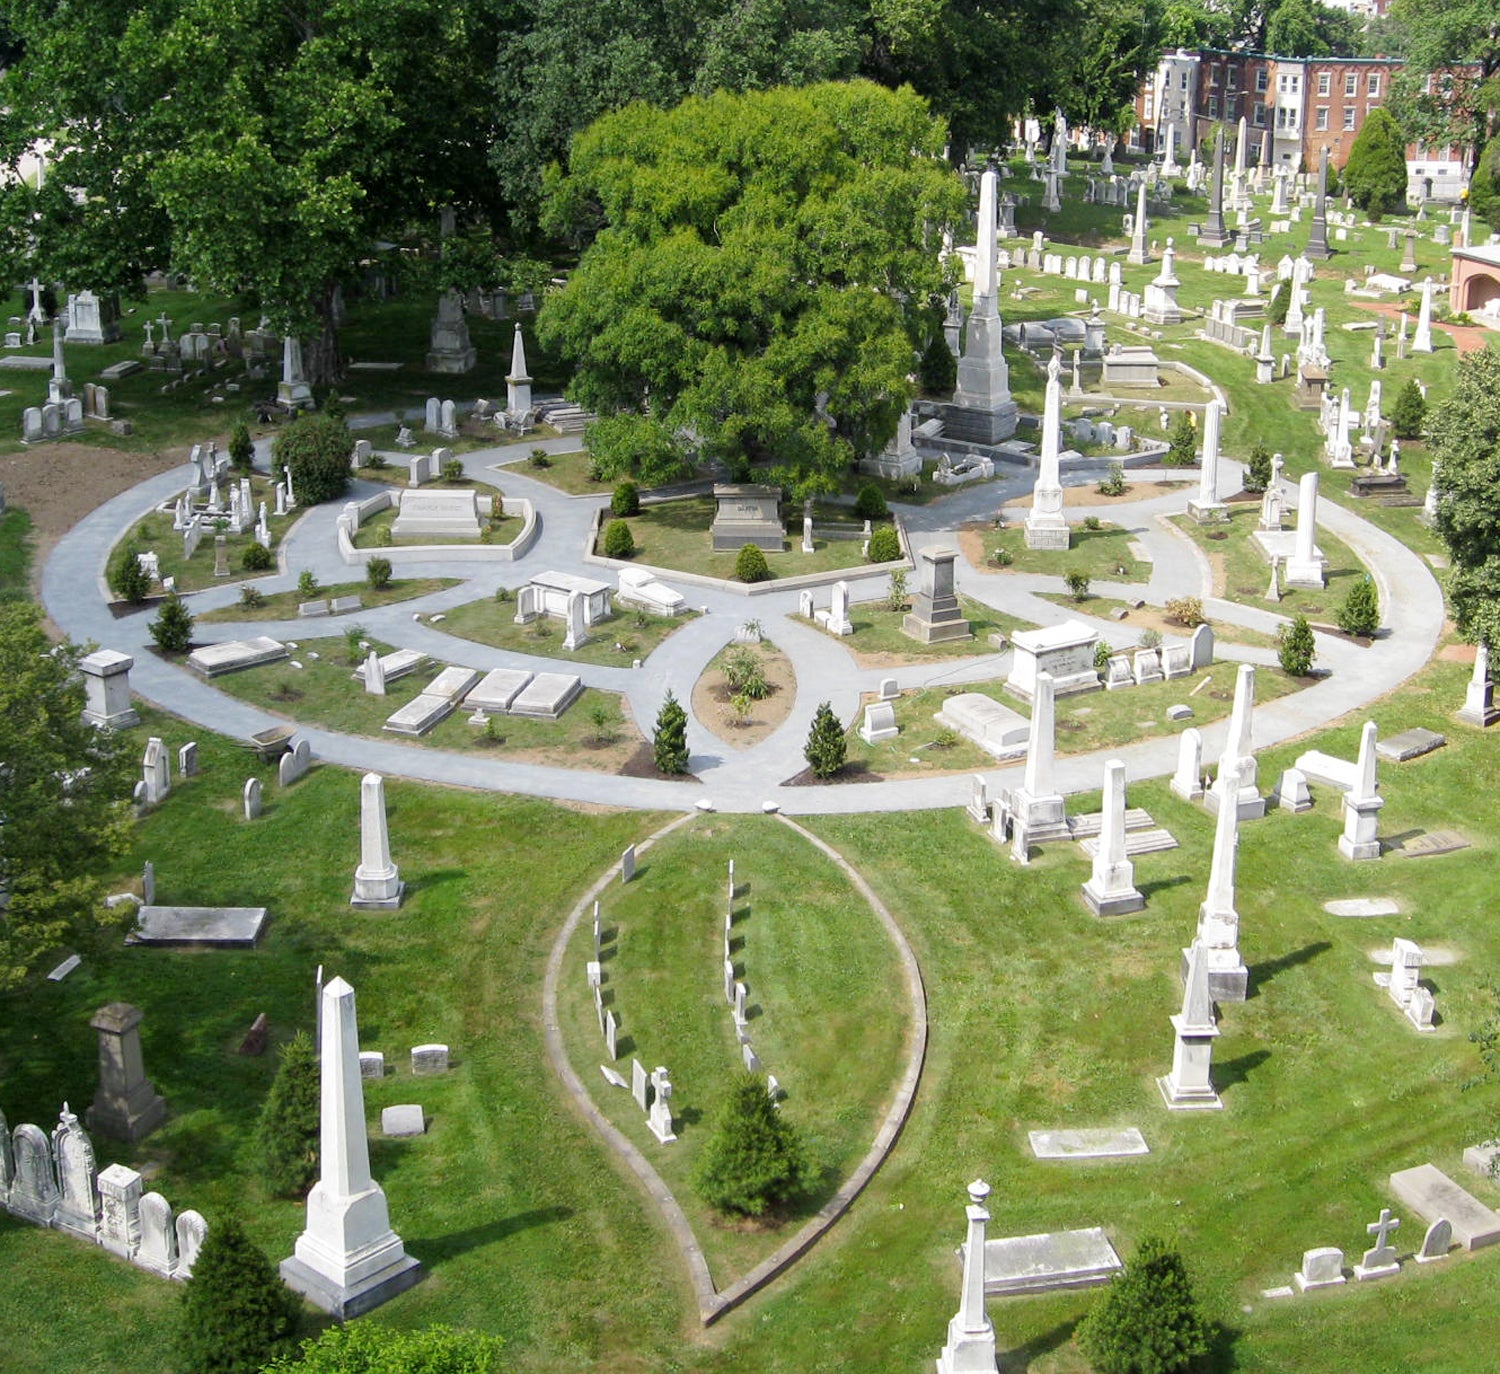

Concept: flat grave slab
[[1080, 828, 1178, 858], [1294, 749, 1358, 792], [1463, 1143, 1500, 1180], [188, 636, 289, 678], [47, 954, 81, 981], [424, 666, 482, 702], [935, 693, 1029, 759], [0, 355, 55, 371], [509, 672, 583, 719], [1389, 1164, 1500, 1250], [1065, 808, 1155, 839], [1324, 898, 1400, 917], [465, 668, 534, 714], [1029, 1128, 1149, 1160], [1376, 727, 1445, 762], [128, 905, 269, 948], [353, 647, 427, 684], [384, 692, 459, 737], [983, 1226, 1122, 1294], [100, 359, 144, 381], [380, 1105, 425, 1137], [1395, 830, 1470, 859]]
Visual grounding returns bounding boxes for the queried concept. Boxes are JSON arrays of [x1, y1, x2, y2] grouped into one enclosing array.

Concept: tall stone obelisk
[[351, 773, 404, 909], [1198, 132, 1229, 249], [948, 166, 1019, 444], [281, 977, 422, 1316], [935, 1180, 999, 1373], [1306, 146, 1332, 260], [1023, 355, 1069, 550]]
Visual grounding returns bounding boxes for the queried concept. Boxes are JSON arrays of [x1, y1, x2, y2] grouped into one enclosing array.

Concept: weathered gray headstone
[[243, 777, 262, 820], [410, 1043, 449, 1075]]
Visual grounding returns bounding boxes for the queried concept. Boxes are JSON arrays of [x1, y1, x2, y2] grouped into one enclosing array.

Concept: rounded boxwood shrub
[[150, 593, 194, 654], [365, 556, 393, 590], [241, 542, 273, 573], [735, 543, 770, 583], [866, 525, 901, 562], [603, 518, 635, 559], [611, 480, 640, 516], [272, 413, 353, 506], [854, 483, 889, 521]]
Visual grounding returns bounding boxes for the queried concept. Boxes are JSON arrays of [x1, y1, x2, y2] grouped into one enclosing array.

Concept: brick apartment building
[[1134, 48, 1471, 200]]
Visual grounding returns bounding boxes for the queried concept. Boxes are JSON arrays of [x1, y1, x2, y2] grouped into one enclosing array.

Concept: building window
[[1368, 73, 1381, 97], [1316, 107, 1330, 131], [1343, 106, 1356, 131], [1208, 96, 1219, 119], [1181, 71, 1189, 90], [1209, 66, 1219, 86], [1253, 104, 1267, 126], [1345, 72, 1357, 97], [1256, 69, 1269, 93], [1318, 72, 1330, 96]]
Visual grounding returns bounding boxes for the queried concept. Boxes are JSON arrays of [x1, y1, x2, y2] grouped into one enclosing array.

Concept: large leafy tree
[[1265, 0, 1358, 57], [1343, 107, 1409, 216], [1056, 0, 1168, 137], [1387, 0, 1500, 171], [1, 0, 507, 384], [1432, 346, 1500, 648], [540, 81, 965, 493], [0, 604, 134, 993]]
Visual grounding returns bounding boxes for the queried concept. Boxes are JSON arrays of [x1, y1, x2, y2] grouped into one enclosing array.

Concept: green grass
[[493, 447, 604, 496], [109, 479, 297, 596], [557, 818, 910, 1286], [437, 595, 692, 668], [354, 421, 558, 457], [801, 594, 1032, 660], [349, 504, 521, 550], [842, 699, 1001, 778], [602, 498, 880, 581], [204, 645, 643, 772], [197, 577, 458, 624], [1169, 504, 1367, 621], [1035, 592, 1283, 651], [981, 520, 1151, 583], [0, 506, 34, 600]]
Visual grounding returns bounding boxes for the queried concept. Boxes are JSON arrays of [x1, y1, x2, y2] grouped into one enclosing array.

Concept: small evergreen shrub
[[228, 421, 254, 473], [1082, 514, 1102, 532], [722, 645, 769, 700], [1244, 442, 1273, 494], [256, 1030, 319, 1197], [867, 525, 901, 562], [1140, 627, 1163, 649], [653, 691, 690, 774], [690, 1072, 814, 1217], [1099, 462, 1127, 496], [150, 594, 194, 654], [1164, 412, 1197, 467], [241, 542, 273, 572], [440, 457, 464, 482], [174, 1216, 300, 1374], [1065, 570, 1091, 601], [1278, 614, 1316, 675], [1075, 1235, 1209, 1374], [735, 543, 770, 583], [111, 543, 151, 604], [297, 570, 319, 597], [603, 518, 635, 559], [365, 556, 392, 590], [804, 700, 846, 778], [611, 480, 640, 516], [1337, 575, 1379, 637], [239, 586, 266, 611], [854, 483, 889, 522], [1391, 379, 1426, 439]]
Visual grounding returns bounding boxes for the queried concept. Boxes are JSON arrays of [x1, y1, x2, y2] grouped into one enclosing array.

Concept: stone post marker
[[936, 1179, 998, 1374], [1195, 760, 1249, 1002], [350, 773, 404, 909], [280, 976, 422, 1317], [86, 1003, 167, 1142], [78, 649, 139, 729], [1158, 939, 1223, 1110], [1082, 759, 1144, 916], [505, 323, 532, 418], [1338, 720, 1385, 861], [1023, 355, 1069, 551]]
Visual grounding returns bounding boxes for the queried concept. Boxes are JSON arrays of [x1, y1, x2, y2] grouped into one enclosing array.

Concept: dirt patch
[[1004, 479, 1183, 512], [691, 641, 796, 749], [0, 442, 187, 591], [616, 742, 698, 783], [1095, 603, 1202, 640], [1439, 641, 1477, 663]]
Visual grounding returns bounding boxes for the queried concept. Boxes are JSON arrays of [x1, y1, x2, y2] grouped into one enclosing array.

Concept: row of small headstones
[[135, 733, 314, 823], [720, 859, 774, 1092], [1287, 1208, 1450, 1292], [592, 850, 677, 1144], [0, 1104, 206, 1282]]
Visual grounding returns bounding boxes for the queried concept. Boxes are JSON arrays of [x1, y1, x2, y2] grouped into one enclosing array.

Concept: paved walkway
[[41, 433, 1445, 815]]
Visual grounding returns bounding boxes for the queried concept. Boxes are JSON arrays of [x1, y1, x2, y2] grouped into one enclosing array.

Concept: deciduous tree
[[1431, 346, 1500, 646]]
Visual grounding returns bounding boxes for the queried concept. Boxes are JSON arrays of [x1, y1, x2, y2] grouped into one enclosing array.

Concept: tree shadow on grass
[[408, 1205, 573, 1265], [1205, 1318, 1243, 1372], [1247, 940, 1331, 996]]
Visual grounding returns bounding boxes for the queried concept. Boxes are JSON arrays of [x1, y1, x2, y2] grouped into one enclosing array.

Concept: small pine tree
[[150, 593, 194, 654], [690, 1072, 812, 1217], [1075, 1235, 1209, 1374], [111, 543, 151, 604], [256, 1029, 320, 1197], [174, 1216, 301, 1374], [735, 543, 771, 583], [854, 483, 889, 521], [804, 700, 846, 779], [611, 480, 640, 516], [603, 518, 635, 558], [918, 331, 957, 394], [866, 525, 901, 562], [1165, 411, 1197, 467], [1391, 379, 1426, 439], [228, 421, 254, 473], [1264, 282, 1289, 328], [1244, 442, 1272, 494], [1278, 613, 1316, 676], [1337, 575, 1379, 637], [1343, 107, 1408, 220], [653, 690, 690, 775]]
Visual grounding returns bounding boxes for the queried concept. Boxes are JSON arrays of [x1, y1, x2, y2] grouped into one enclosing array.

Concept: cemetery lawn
[[800, 595, 1033, 664], [976, 521, 1151, 583], [1169, 504, 1367, 620], [353, 421, 559, 457], [109, 478, 298, 595], [350, 505, 522, 549], [841, 697, 999, 778], [599, 498, 878, 580], [492, 446, 603, 496], [1034, 592, 1283, 651], [556, 816, 912, 1286], [205, 648, 645, 773], [196, 576, 458, 624], [0, 504, 33, 598], [437, 596, 694, 669]]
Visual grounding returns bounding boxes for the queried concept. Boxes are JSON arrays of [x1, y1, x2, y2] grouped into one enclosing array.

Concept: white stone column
[[351, 773, 404, 908], [1169, 727, 1204, 801], [975, 170, 998, 303], [1338, 720, 1384, 861], [1082, 759, 1144, 916], [1196, 761, 1248, 1002], [281, 976, 421, 1317], [1012, 672, 1065, 839], [1209, 664, 1261, 818], [1024, 356, 1069, 550], [506, 323, 533, 418], [1412, 279, 1434, 353], [936, 1179, 998, 1374], [1188, 401, 1226, 521], [1459, 643, 1497, 725], [1158, 940, 1223, 1110], [1285, 471, 1325, 589], [1127, 180, 1151, 265]]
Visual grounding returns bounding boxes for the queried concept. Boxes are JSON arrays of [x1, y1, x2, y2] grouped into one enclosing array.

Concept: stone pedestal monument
[[903, 546, 971, 644], [1082, 759, 1145, 916], [1194, 760, 1249, 1002], [1159, 940, 1223, 1110], [79, 649, 140, 729], [1338, 721, 1384, 861], [350, 773, 404, 909], [945, 167, 1019, 444], [86, 1003, 167, 1142], [426, 289, 477, 374], [1023, 355, 1069, 551]]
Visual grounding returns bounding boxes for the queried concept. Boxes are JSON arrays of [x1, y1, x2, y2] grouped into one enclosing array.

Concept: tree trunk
[[305, 280, 343, 387]]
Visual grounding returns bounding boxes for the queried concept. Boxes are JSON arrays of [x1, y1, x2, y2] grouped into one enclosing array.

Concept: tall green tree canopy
[[1388, 0, 1500, 170], [540, 80, 965, 492], [1056, 0, 1168, 137], [1343, 106, 1409, 216], [1432, 346, 1500, 647], [0, 604, 134, 993], [1265, 0, 1358, 57]]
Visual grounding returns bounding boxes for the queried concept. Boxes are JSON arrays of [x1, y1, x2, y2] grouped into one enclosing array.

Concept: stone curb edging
[[334, 490, 538, 566], [539, 812, 929, 1326]]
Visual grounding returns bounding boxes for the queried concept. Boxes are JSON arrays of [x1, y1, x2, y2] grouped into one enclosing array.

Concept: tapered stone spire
[[1023, 355, 1069, 550], [281, 977, 422, 1317], [506, 323, 533, 417], [1082, 759, 1144, 916], [351, 773, 404, 908], [1195, 761, 1248, 1002], [936, 1179, 998, 1373], [1159, 940, 1223, 1110]]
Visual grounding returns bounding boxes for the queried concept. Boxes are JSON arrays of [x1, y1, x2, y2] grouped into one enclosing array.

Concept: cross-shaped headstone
[[1367, 1208, 1399, 1255]]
